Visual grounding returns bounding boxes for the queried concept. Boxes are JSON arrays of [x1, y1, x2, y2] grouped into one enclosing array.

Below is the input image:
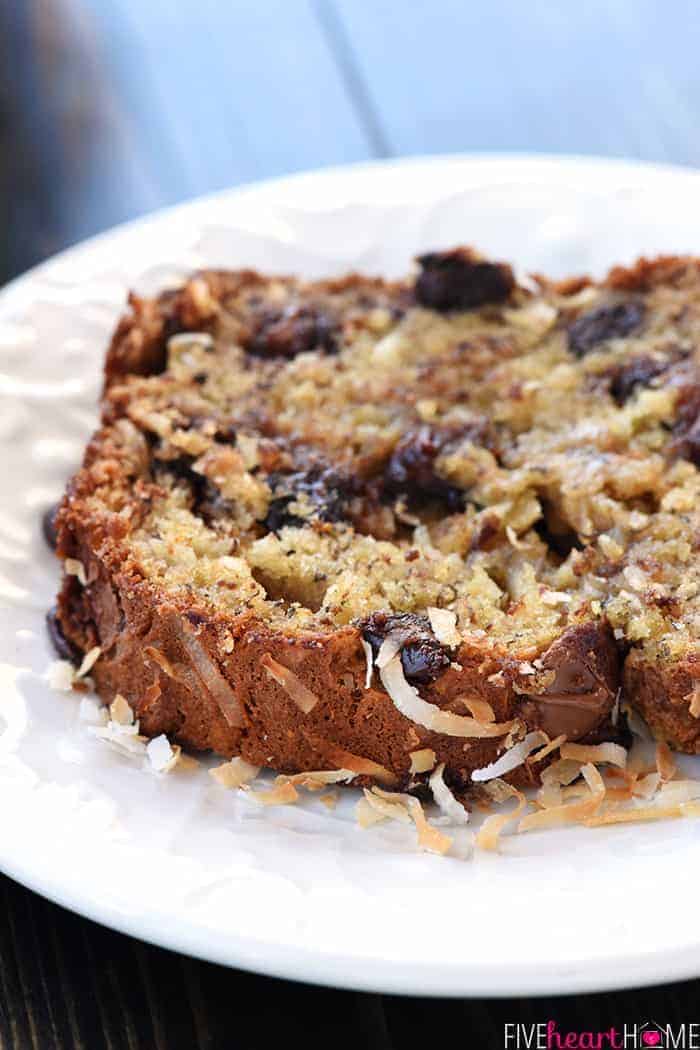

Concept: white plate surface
[[2, 154, 700, 998]]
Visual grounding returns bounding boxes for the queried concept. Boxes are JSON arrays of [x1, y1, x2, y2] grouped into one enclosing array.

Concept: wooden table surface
[[1, 1, 700, 1045]]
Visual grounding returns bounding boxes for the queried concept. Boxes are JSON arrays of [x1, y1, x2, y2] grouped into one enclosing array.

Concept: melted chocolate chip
[[248, 305, 338, 358], [567, 301, 645, 357], [42, 503, 60, 550], [359, 611, 452, 685], [521, 622, 619, 739], [415, 249, 515, 312], [46, 607, 80, 664], [608, 353, 670, 405], [263, 467, 353, 533], [384, 424, 483, 511]]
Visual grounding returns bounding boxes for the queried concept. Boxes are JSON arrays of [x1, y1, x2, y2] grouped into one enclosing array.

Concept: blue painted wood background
[[4, 0, 700, 280]]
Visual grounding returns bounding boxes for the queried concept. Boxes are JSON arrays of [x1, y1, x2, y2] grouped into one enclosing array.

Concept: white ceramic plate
[[2, 154, 700, 999]]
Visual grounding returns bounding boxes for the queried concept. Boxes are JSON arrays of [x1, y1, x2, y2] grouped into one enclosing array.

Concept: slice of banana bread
[[52, 249, 700, 795]]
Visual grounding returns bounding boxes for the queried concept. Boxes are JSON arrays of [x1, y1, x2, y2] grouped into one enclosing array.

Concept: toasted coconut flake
[[362, 788, 411, 824], [560, 741, 627, 769], [146, 734, 181, 773], [519, 762, 605, 832], [409, 748, 436, 774], [64, 557, 87, 586], [88, 708, 148, 757], [175, 753, 200, 771], [623, 703, 652, 741], [48, 646, 101, 693], [371, 788, 453, 855], [47, 659, 77, 692], [611, 687, 621, 727], [541, 757, 583, 786], [77, 646, 101, 679], [658, 779, 700, 805], [428, 763, 469, 825], [380, 656, 514, 739], [538, 781, 564, 809], [356, 796, 389, 828], [250, 780, 299, 806], [584, 800, 700, 827], [144, 645, 178, 678], [462, 697, 495, 722], [471, 731, 547, 783], [261, 653, 319, 714], [307, 737, 397, 785], [360, 639, 374, 689], [174, 621, 245, 727], [110, 694, 135, 725], [601, 786, 634, 802], [376, 635, 403, 669], [427, 607, 461, 647], [528, 734, 566, 766], [279, 768, 355, 791], [632, 771, 661, 799], [687, 682, 700, 718], [210, 756, 260, 789], [655, 741, 677, 782], [476, 785, 526, 851]]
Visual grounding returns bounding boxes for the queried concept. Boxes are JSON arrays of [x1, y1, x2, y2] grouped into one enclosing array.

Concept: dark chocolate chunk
[[521, 622, 619, 740], [263, 467, 353, 533], [608, 353, 670, 405], [42, 503, 60, 550], [359, 611, 452, 685], [46, 607, 81, 664], [248, 305, 338, 358], [415, 249, 515, 312], [567, 301, 645, 357]]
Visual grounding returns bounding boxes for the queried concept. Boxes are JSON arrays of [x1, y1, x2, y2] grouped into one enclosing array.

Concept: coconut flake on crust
[[260, 653, 319, 714], [471, 731, 547, 782], [379, 655, 515, 739]]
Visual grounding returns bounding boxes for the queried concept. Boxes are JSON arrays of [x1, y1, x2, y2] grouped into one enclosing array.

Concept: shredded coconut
[[210, 757, 261, 788], [64, 557, 87, 586], [46, 660, 76, 692], [428, 763, 469, 825], [360, 639, 374, 690], [380, 656, 515, 739], [427, 607, 461, 647], [560, 741, 627, 769], [371, 788, 453, 855], [147, 734, 181, 773], [409, 748, 436, 774], [260, 653, 319, 713], [471, 731, 547, 782], [476, 784, 526, 851]]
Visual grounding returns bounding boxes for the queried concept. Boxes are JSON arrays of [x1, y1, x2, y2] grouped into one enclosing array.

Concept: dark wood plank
[[0, 871, 699, 1050], [330, 0, 700, 166]]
